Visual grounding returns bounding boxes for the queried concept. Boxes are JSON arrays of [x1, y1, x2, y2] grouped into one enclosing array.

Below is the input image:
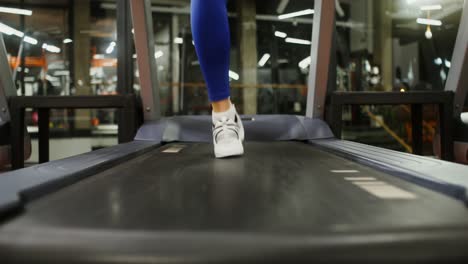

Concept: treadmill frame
[[130, 0, 161, 122], [445, 0, 468, 117], [1, 2, 468, 263], [305, 0, 336, 119]]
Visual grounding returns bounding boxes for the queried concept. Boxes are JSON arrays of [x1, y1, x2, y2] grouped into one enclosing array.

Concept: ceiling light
[[47, 45, 61, 53], [285, 37, 311, 45], [0, 7, 32, 16], [258, 53, 271, 67], [461, 113, 468, 124], [425, 26, 433, 39], [434, 58, 443, 65], [276, 0, 290, 14], [0, 22, 24, 37], [440, 69, 447, 81], [417, 18, 442, 26], [299, 56, 311, 69], [63, 38, 73, 44], [106, 41, 116, 54], [274, 31, 287, 38], [174, 37, 183, 44], [278, 9, 314, 20], [421, 5, 442, 11], [154, 50, 164, 59], [229, 70, 239, 81], [43, 44, 61, 53], [23, 36, 38, 45], [444, 59, 451, 68]]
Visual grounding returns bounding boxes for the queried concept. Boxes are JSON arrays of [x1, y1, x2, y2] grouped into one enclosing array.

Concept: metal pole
[[20, 0, 26, 96], [0, 34, 16, 127], [445, 0, 468, 117], [117, 0, 136, 142], [117, 0, 134, 95], [305, 0, 335, 119], [130, 0, 161, 121]]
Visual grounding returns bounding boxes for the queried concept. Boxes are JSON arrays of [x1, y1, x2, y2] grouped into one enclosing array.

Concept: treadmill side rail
[[0, 141, 160, 217], [312, 139, 468, 205]]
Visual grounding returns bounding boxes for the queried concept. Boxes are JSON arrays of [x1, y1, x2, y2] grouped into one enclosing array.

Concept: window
[[0, 0, 119, 162], [333, 0, 465, 154]]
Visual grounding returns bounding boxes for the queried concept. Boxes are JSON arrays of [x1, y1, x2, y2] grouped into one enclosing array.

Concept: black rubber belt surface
[[4, 142, 468, 232]]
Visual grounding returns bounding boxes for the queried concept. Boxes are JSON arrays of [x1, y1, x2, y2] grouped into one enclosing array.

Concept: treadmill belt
[[3, 142, 468, 233]]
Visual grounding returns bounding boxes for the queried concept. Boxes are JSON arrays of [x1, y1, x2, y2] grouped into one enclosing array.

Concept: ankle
[[212, 98, 231, 113]]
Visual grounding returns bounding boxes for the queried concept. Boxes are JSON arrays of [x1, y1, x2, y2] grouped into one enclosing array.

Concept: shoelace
[[213, 117, 239, 143]]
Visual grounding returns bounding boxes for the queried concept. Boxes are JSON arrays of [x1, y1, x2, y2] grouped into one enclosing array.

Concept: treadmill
[[1, 0, 468, 263]]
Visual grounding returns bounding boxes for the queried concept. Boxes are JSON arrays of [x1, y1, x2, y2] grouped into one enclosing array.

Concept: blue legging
[[191, 0, 230, 102]]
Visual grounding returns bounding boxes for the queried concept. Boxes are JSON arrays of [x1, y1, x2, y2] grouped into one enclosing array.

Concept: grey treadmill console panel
[[135, 115, 335, 143]]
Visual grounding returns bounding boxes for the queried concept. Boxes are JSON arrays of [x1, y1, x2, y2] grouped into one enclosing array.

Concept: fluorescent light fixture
[[0, 23, 14, 35], [276, 0, 289, 14], [274, 31, 287, 38], [444, 59, 451, 68], [372, 66, 380, 75], [278, 9, 314, 20], [0, 7, 32, 16], [461, 113, 468, 124], [425, 27, 433, 39], [365, 60, 372, 72], [258, 53, 271, 67], [174, 37, 183, 44], [154, 50, 164, 59], [42, 43, 61, 53], [434, 57, 443, 65], [0, 22, 24, 37], [63, 38, 73, 44], [417, 18, 442, 26], [132, 54, 137, 59], [298, 56, 311, 69], [47, 45, 61, 53], [93, 54, 105, 59], [229, 70, 239, 80], [23, 36, 38, 45], [440, 69, 447, 81], [421, 5, 442, 11], [285, 37, 311, 45], [106, 41, 116, 54]]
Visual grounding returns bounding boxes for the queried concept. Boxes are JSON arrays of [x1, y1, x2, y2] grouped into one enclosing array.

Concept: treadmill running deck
[[3, 142, 468, 232]]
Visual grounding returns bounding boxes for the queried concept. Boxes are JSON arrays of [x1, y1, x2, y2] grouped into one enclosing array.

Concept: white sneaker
[[212, 110, 244, 158]]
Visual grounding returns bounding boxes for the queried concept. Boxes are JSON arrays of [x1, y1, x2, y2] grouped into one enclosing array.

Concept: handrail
[[161, 82, 308, 89]]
